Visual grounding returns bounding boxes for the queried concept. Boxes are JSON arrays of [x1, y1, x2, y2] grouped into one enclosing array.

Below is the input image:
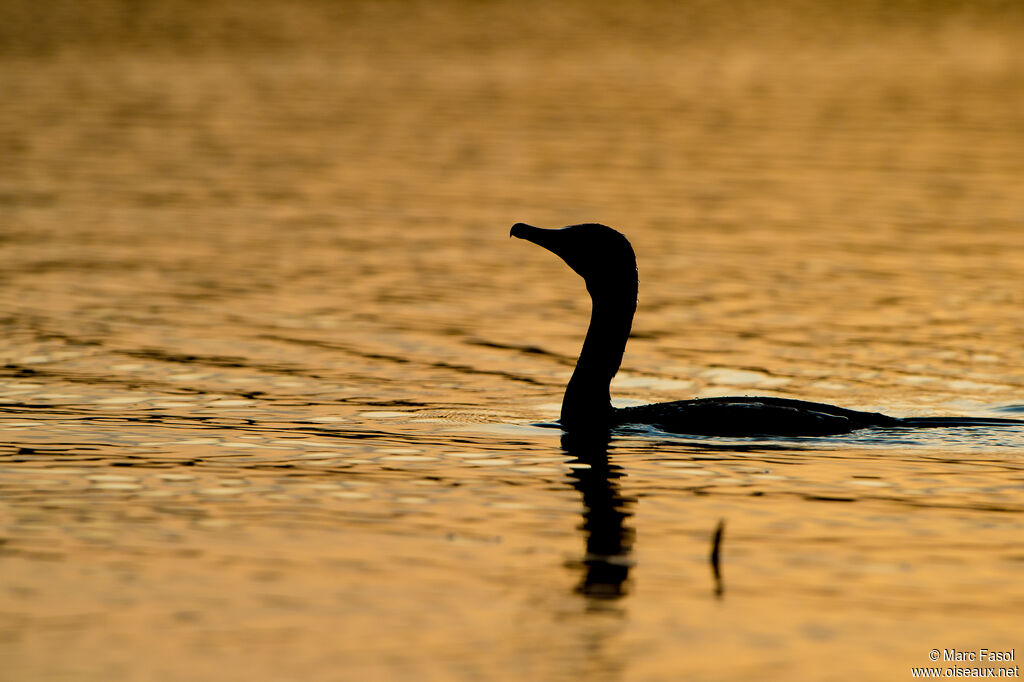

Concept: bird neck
[[561, 282, 637, 428]]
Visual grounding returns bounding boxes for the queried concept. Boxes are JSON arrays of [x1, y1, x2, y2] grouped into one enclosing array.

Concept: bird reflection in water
[[561, 431, 728, 603], [561, 431, 636, 602]]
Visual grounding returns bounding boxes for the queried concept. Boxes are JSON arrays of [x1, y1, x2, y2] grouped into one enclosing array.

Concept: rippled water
[[2, 2, 1024, 680]]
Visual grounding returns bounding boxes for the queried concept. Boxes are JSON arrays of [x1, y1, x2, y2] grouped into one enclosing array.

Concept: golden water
[[2, 2, 1023, 680]]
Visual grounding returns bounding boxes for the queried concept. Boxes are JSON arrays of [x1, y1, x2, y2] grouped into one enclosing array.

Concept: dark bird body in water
[[511, 223, 1023, 436]]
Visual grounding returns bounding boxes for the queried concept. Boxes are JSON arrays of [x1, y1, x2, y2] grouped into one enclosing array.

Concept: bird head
[[511, 223, 638, 298]]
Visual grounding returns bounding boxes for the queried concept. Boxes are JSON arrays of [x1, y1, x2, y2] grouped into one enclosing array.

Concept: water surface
[[2, 2, 1023, 680]]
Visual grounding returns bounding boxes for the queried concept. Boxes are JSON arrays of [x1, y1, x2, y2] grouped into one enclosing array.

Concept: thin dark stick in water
[[710, 519, 725, 598]]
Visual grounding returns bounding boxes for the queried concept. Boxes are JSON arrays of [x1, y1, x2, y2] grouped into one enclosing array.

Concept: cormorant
[[511, 222, 1022, 436]]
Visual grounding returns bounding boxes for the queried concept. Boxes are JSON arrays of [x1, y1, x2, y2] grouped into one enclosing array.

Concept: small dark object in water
[[710, 519, 725, 598], [512, 222, 1024, 436]]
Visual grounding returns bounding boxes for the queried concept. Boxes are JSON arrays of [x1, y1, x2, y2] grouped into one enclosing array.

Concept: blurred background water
[[1, 1, 1023, 680]]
